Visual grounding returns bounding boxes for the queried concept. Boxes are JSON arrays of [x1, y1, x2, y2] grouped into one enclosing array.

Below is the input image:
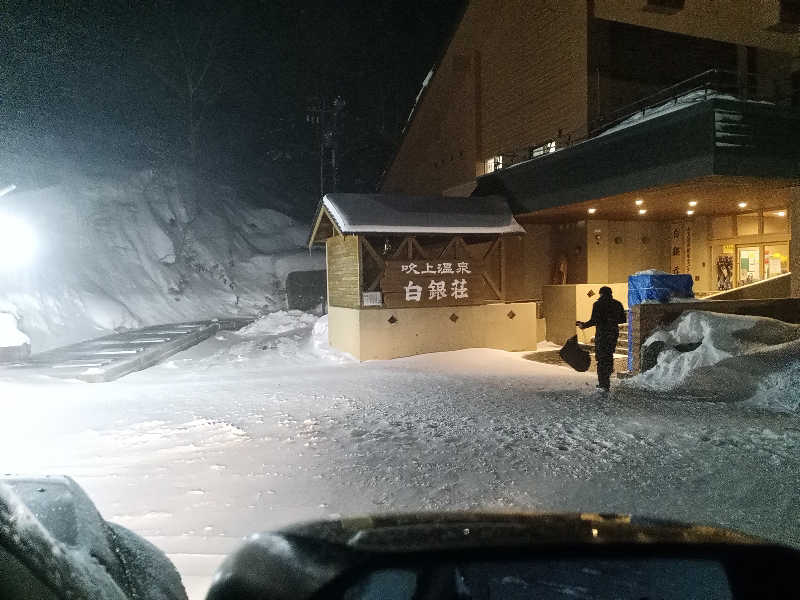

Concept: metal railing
[[588, 68, 796, 135], [488, 69, 798, 174]]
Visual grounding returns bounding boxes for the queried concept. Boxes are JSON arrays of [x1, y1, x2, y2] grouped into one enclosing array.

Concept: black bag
[[559, 335, 591, 372]]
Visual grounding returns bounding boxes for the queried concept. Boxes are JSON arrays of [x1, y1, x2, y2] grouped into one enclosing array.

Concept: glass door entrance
[[764, 243, 790, 279], [737, 246, 760, 286]]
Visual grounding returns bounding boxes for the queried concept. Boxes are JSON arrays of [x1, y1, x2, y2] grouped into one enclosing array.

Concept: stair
[[588, 323, 629, 356], [617, 323, 629, 354]]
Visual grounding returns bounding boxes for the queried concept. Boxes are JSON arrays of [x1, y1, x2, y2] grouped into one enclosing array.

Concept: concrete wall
[[505, 223, 553, 301], [328, 302, 541, 361], [543, 283, 628, 345], [630, 297, 800, 372], [328, 306, 361, 358], [569, 219, 671, 284], [705, 272, 791, 300]]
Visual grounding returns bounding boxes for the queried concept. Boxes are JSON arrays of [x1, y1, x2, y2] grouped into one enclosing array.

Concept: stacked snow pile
[[200, 312, 354, 366], [0, 170, 323, 351], [0, 312, 29, 348], [629, 311, 800, 408]]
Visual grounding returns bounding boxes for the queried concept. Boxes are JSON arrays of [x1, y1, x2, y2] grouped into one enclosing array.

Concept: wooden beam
[[360, 237, 386, 292], [439, 236, 459, 259], [409, 236, 428, 259], [483, 272, 502, 299], [482, 236, 501, 261], [308, 206, 334, 247], [391, 238, 410, 260]]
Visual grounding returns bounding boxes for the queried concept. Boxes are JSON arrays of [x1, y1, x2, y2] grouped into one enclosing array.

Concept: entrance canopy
[[516, 175, 794, 224], [309, 193, 524, 245], [473, 97, 800, 217]]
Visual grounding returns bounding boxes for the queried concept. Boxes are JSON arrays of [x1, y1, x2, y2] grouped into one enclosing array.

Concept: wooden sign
[[380, 258, 491, 308]]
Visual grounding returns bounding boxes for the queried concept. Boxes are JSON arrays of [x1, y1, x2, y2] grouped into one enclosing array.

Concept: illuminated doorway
[[736, 246, 760, 286]]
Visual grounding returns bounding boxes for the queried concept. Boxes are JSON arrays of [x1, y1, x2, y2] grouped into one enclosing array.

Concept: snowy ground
[[2, 312, 799, 599]]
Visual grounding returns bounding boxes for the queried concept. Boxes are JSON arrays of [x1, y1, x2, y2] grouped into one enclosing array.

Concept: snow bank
[[236, 310, 319, 338], [745, 362, 800, 413], [0, 312, 29, 347], [0, 170, 324, 351], [628, 311, 800, 408]]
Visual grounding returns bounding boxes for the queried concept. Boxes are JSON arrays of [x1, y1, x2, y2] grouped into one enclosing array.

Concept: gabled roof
[[309, 193, 524, 245]]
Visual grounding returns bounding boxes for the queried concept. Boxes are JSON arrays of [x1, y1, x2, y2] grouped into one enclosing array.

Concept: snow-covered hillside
[[0, 170, 323, 351]]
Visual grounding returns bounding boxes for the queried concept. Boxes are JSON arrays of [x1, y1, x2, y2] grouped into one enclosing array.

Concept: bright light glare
[[635, 199, 644, 206], [587, 207, 597, 214], [738, 202, 747, 208], [0, 214, 36, 269], [638, 208, 647, 215], [688, 200, 697, 207], [776, 211, 786, 217], [687, 210, 695, 215]]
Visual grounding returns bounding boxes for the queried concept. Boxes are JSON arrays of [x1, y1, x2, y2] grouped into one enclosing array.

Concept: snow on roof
[[314, 193, 525, 239], [596, 89, 773, 138], [498, 90, 774, 175]]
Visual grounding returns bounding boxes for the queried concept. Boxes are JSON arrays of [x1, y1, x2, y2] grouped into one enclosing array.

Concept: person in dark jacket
[[576, 286, 626, 391]]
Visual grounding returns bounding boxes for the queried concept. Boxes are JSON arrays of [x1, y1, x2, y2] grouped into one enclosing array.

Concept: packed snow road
[[1, 311, 799, 598]]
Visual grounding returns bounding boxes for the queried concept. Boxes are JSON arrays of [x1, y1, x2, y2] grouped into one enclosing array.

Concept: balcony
[[473, 70, 800, 216]]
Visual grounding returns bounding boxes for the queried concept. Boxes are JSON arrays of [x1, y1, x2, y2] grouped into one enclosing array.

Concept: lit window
[[485, 155, 503, 173], [737, 212, 760, 236], [764, 209, 789, 234], [529, 140, 557, 158]]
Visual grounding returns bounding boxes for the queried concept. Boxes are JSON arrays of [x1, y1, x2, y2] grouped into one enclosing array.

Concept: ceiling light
[[587, 208, 597, 214], [688, 200, 697, 207], [776, 211, 786, 217], [738, 202, 747, 208], [686, 210, 695, 215], [638, 208, 647, 215], [635, 199, 644, 206]]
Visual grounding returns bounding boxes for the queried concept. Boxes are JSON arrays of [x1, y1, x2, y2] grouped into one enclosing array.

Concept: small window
[[711, 216, 735, 239], [763, 209, 789, 234], [736, 212, 760, 236], [485, 155, 503, 173], [529, 140, 557, 158], [643, 0, 685, 14]]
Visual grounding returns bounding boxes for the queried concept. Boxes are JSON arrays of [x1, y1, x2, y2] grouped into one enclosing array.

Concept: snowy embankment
[[628, 311, 800, 411], [0, 171, 323, 351]]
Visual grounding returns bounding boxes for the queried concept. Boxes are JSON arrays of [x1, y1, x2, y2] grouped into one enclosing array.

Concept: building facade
[[381, 0, 800, 315]]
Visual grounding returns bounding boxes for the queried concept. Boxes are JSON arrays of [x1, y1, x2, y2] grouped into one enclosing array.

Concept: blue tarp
[[627, 273, 694, 370]]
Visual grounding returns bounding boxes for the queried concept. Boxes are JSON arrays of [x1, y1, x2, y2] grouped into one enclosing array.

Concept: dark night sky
[[0, 0, 465, 217]]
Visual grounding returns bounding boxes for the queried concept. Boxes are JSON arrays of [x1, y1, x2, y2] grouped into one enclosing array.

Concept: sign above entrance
[[381, 259, 490, 308]]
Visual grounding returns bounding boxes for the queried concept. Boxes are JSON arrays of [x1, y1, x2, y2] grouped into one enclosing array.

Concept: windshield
[[1, 2, 799, 599]]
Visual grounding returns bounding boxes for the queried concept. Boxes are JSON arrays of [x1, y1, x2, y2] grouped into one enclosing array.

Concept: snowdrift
[[629, 311, 800, 410], [0, 170, 323, 351]]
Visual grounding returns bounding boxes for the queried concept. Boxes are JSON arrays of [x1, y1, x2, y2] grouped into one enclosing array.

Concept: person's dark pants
[[595, 331, 618, 390]]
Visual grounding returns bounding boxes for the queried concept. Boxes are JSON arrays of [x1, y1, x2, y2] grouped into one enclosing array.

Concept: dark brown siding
[[382, 0, 590, 196]]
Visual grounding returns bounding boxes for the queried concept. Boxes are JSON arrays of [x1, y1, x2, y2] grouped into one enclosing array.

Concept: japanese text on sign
[[404, 278, 469, 302], [400, 261, 472, 275]]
